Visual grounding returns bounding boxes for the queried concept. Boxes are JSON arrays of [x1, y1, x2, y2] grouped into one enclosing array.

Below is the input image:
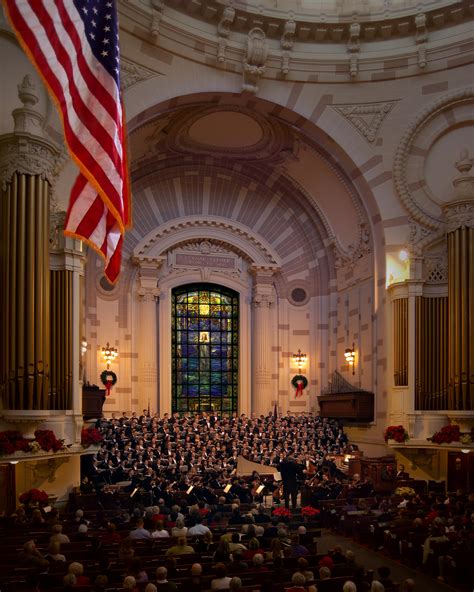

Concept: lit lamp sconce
[[81, 338, 88, 356], [344, 343, 356, 375], [102, 342, 118, 369], [292, 349, 307, 369]]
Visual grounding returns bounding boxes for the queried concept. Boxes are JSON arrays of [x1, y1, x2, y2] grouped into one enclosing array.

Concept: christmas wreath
[[100, 370, 117, 396], [291, 374, 308, 398]]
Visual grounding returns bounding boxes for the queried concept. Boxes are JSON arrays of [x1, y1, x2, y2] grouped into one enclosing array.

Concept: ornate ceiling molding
[[130, 105, 297, 170], [119, 1, 473, 82], [393, 86, 474, 231], [132, 215, 282, 267]]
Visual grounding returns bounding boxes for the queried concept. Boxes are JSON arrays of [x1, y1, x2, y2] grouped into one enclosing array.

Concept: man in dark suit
[[396, 463, 409, 480], [279, 455, 302, 509]]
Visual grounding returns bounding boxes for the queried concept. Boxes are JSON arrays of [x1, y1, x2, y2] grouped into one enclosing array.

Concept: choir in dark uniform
[[88, 411, 353, 507]]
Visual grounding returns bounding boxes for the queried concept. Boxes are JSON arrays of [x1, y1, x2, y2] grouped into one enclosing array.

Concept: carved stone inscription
[[175, 253, 236, 270]]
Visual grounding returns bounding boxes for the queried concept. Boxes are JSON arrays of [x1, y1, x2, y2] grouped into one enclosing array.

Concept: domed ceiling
[[129, 102, 369, 257]]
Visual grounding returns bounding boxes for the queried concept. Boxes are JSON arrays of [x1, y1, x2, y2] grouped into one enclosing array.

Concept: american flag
[[4, 0, 130, 283]]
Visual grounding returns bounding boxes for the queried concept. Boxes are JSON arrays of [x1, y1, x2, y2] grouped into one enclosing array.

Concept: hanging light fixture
[[292, 349, 307, 368], [102, 342, 118, 369], [344, 343, 356, 375]]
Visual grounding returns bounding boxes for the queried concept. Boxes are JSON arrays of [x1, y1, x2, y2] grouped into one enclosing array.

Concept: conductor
[[279, 454, 302, 509]]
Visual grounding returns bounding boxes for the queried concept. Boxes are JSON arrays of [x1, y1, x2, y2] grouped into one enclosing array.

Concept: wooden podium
[[82, 385, 106, 420]]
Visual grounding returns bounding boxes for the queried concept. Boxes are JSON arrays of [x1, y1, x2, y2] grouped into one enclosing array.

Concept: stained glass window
[[172, 284, 239, 413]]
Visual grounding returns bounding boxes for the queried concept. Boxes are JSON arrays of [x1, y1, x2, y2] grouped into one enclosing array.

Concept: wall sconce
[[292, 349, 307, 368], [344, 343, 355, 375], [81, 338, 88, 356], [102, 342, 118, 369]]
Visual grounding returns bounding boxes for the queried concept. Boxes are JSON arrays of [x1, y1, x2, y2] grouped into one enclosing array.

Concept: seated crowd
[[5, 497, 418, 592], [322, 487, 474, 589], [3, 412, 472, 591]]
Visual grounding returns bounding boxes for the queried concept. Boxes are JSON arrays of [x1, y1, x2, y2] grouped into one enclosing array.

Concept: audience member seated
[[211, 562, 232, 590], [155, 566, 178, 592], [287, 572, 317, 592], [130, 518, 151, 539], [165, 536, 195, 555], [50, 523, 70, 545], [45, 540, 66, 562], [17, 540, 49, 571], [68, 562, 91, 586]]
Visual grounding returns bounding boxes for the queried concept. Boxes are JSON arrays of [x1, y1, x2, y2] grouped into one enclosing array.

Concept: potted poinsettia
[[19, 488, 49, 506], [384, 425, 409, 444], [272, 506, 292, 520]]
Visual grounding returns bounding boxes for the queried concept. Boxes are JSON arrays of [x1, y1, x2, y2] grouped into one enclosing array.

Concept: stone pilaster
[[251, 265, 277, 416], [134, 256, 164, 413]]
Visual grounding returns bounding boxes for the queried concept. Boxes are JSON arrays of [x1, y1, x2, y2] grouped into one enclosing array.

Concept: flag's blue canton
[[73, 0, 120, 87]]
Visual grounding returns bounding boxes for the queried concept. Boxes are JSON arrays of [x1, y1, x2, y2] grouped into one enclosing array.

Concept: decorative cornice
[[157, 0, 470, 43], [119, 1, 473, 84], [133, 216, 282, 266]]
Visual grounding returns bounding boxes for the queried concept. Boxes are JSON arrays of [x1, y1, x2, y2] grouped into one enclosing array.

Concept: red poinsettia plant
[[19, 488, 49, 504], [301, 506, 321, 518], [272, 507, 292, 518], [429, 424, 460, 444], [384, 425, 409, 443], [0, 429, 65, 455], [34, 430, 65, 452], [0, 431, 31, 455], [81, 427, 103, 448]]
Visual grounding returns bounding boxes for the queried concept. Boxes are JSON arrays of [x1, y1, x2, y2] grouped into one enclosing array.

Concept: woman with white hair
[[171, 517, 188, 538], [123, 575, 137, 590], [370, 582, 385, 592], [343, 582, 357, 592]]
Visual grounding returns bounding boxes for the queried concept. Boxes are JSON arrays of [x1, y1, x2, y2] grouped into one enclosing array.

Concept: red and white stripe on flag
[[4, 0, 130, 283]]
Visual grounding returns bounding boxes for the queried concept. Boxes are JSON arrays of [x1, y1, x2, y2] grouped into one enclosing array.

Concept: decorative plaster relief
[[216, 6, 235, 65], [331, 101, 397, 144], [120, 58, 160, 91], [150, 0, 164, 44], [0, 76, 60, 188], [423, 253, 448, 284], [347, 22, 361, 78], [393, 87, 474, 231], [280, 20, 295, 75], [242, 28, 267, 94]]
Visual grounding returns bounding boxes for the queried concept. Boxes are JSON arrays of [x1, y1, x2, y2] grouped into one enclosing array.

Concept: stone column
[[251, 265, 277, 416], [444, 150, 474, 410], [0, 76, 60, 410], [134, 257, 163, 413]]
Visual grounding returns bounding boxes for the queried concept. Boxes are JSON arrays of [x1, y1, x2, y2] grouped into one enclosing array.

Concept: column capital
[[443, 149, 474, 232], [138, 286, 161, 302], [0, 76, 61, 188], [133, 255, 164, 295], [50, 211, 87, 271]]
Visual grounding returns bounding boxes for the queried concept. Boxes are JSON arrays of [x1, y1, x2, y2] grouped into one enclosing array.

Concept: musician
[[279, 454, 303, 509], [396, 464, 409, 480]]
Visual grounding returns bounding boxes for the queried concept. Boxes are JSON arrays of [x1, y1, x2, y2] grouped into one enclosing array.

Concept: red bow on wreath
[[291, 374, 308, 398], [100, 370, 117, 396]]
